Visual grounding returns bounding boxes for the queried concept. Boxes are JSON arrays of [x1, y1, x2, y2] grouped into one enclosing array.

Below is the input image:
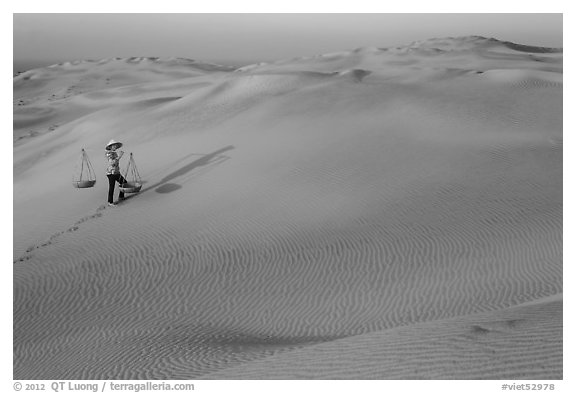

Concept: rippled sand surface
[[13, 37, 562, 379]]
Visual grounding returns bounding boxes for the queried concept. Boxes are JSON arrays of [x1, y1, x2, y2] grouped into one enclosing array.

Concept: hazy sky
[[14, 13, 562, 70]]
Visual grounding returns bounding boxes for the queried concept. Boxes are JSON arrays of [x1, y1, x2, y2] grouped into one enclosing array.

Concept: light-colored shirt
[[105, 151, 121, 175]]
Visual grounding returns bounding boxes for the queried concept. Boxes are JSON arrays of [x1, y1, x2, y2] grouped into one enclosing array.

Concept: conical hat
[[105, 139, 123, 150]]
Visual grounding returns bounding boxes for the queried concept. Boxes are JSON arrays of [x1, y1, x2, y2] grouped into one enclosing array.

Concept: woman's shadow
[[124, 145, 234, 199]]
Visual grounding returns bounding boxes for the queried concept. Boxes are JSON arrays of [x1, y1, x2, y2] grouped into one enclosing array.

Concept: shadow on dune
[[502, 41, 563, 54], [207, 330, 345, 353], [141, 145, 234, 194], [155, 183, 182, 194]]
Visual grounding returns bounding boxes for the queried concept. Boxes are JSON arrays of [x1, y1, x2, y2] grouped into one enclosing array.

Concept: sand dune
[[13, 57, 233, 143], [13, 36, 562, 379], [205, 295, 563, 379]]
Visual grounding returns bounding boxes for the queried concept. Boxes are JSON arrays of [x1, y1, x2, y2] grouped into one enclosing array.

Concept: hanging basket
[[119, 152, 143, 193], [72, 149, 96, 188], [73, 180, 97, 188], [119, 182, 142, 193]]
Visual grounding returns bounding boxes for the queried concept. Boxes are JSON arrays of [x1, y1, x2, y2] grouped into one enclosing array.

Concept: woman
[[105, 139, 126, 206]]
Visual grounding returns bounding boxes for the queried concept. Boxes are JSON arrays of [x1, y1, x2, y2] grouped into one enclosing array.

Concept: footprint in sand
[[14, 204, 110, 263]]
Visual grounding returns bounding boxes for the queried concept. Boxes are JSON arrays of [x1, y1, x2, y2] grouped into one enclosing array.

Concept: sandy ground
[[13, 36, 562, 379]]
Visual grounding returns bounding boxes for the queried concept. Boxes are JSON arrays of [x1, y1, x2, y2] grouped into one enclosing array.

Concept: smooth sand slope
[[13, 36, 562, 379]]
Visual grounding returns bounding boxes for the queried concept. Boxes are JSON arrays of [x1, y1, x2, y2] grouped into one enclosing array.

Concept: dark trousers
[[107, 174, 126, 203]]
